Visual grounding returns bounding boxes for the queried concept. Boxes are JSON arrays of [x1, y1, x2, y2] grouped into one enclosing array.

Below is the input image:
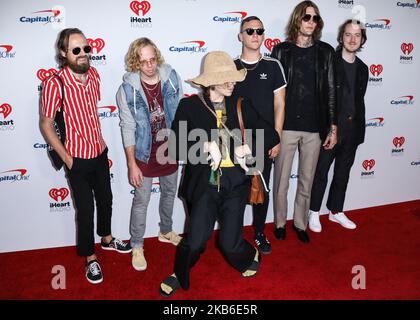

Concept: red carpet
[[1, 200, 419, 300]]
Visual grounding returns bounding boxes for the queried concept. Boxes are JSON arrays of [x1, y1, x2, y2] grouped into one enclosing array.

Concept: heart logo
[[362, 159, 375, 171], [130, 1, 151, 16], [49, 188, 70, 202], [0, 103, 12, 119], [37, 68, 57, 81], [87, 38, 105, 54], [264, 38, 281, 52], [369, 64, 383, 77], [393, 137, 405, 148], [108, 159, 113, 169], [401, 43, 413, 55]]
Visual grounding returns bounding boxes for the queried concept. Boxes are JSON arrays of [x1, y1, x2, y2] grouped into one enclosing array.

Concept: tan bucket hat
[[189, 51, 247, 87]]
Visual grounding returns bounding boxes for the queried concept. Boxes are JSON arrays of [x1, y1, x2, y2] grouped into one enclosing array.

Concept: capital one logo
[[366, 117, 384, 128], [0, 45, 15, 58], [37, 68, 57, 81], [393, 137, 405, 148], [264, 38, 281, 52], [151, 181, 161, 194], [49, 188, 69, 201], [390, 95, 415, 106], [98, 106, 118, 119], [87, 38, 105, 54], [0, 103, 12, 119], [0, 169, 30, 183], [169, 41, 207, 53], [19, 8, 64, 25], [366, 19, 391, 30], [213, 11, 247, 23], [370, 64, 383, 76], [362, 159, 375, 171], [130, 1, 151, 16]]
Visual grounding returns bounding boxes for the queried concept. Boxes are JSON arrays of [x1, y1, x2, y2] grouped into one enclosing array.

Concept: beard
[[67, 56, 90, 74]]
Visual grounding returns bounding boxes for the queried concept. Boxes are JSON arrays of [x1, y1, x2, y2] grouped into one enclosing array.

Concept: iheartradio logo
[[130, 1, 151, 16], [49, 188, 69, 201], [370, 64, 383, 77], [0, 103, 12, 119], [37, 68, 57, 81], [362, 159, 375, 171], [401, 43, 414, 55], [393, 137, 405, 148], [264, 38, 281, 52], [87, 38, 105, 54]]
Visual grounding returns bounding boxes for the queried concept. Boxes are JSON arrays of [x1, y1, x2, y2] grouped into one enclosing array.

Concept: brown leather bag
[[236, 98, 265, 205]]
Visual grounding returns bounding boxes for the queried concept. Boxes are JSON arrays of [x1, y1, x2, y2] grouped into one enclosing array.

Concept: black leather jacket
[[271, 41, 337, 140], [335, 49, 369, 145]]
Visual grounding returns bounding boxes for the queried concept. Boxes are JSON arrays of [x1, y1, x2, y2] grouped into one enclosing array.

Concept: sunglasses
[[302, 14, 321, 23], [69, 45, 92, 56], [139, 57, 157, 67], [242, 28, 265, 36]]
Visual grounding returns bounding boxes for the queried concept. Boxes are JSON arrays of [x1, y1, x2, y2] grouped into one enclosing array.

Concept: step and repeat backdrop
[[1, 0, 420, 253]]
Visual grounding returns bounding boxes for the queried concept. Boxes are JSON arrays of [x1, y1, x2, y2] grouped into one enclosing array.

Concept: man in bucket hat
[[159, 51, 280, 297]]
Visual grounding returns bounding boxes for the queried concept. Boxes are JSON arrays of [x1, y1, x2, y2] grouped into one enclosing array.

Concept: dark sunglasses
[[242, 28, 265, 36], [69, 45, 92, 55], [302, 14, 321, 23]]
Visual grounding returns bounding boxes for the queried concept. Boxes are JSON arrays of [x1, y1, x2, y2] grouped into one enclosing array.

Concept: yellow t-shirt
[[215, 109, 235, 168]]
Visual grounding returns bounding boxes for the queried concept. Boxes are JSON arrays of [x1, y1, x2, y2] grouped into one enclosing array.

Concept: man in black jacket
[[270, 1, 337, 243], [308, 19, 368, 232]]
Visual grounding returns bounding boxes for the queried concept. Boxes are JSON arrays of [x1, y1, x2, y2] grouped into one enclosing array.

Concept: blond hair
[[125, 37, 164, 72]]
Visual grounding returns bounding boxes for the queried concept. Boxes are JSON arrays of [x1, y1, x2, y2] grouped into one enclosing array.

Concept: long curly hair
[[125, 37, 164, 72], [285, 1, 324, 43]]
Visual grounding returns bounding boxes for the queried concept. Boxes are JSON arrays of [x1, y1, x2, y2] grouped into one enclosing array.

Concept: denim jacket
[[116, 63, 183, 162]]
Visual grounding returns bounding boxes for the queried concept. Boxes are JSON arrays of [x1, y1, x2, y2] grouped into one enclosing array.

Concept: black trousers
[[252, 157, 273, 236], [174, 169, 256, 290], [66, 148, 113, 257], [310, 140, 358, 213]]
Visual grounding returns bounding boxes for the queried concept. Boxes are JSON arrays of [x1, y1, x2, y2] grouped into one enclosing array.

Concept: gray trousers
[[273, 131, 321, 230], [130, 170, 178, 249]]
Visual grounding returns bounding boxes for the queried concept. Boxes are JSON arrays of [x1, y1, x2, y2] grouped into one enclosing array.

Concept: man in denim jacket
[[116, 37, 183, 271]]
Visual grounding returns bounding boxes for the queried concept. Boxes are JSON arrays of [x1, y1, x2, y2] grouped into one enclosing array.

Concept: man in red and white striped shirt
[[40, 28, 131, 284]]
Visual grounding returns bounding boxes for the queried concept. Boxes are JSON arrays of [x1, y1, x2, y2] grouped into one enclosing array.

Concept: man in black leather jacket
[[270, 1, 337, 243]]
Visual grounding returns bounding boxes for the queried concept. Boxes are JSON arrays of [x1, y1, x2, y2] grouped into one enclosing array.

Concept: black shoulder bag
[[47, 74, 66, 170]]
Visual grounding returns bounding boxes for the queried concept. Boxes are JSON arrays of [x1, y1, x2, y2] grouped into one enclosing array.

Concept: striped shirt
[[41, 66, 106, 159]]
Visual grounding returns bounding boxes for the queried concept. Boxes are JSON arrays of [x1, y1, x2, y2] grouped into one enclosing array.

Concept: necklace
[[239, 54, 262, 71], [140, 76, 161, 110]]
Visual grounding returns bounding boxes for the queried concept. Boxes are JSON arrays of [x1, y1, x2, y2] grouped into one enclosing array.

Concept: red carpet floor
[[1, 200, 419, 300]]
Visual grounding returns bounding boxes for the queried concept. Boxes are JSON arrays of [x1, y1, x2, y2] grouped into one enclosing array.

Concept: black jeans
[[66, 148, 113, 257], [310, 141, 358, 213], [174, 169, 255, 290], [252, 157, 273, 236]]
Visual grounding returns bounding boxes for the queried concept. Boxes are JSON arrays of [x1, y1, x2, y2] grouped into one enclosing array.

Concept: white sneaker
[[329, 212, 356, 229], [309, 211, 322, 232], [132, 247, 147, 271], [158, 231, 182, 246]]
